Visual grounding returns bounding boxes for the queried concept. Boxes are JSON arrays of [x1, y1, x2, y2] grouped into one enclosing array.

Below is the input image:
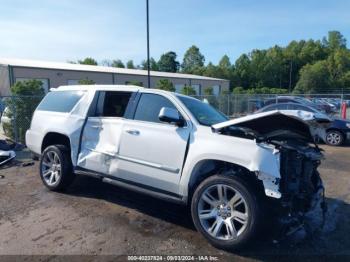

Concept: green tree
[[78, 78, 95, 85], [111, 59, 125, 68], [126, 80, 143, 87], [203, 62, 221, 78], [181, 85, 197, 95], [294, 61, 331, 93], [5, 80, 45, 142], [126, 60, 135, 69], [323, 31, 347, 50], [234, 54, 251, 88], [156, 79, 175, 92], [232, 87, 246, 94], [158, 51, 179, 72], [141, 58, 159, 71], [181, 45, 205, 74], [78, 57, 98, 65]]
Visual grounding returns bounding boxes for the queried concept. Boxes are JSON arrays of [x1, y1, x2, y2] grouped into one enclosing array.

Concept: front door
[[117, 93, 191, 194]]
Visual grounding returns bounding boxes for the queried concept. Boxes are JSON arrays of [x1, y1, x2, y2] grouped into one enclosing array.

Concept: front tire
[[191, 174, 262, 250], [40, 145, 74, 191]]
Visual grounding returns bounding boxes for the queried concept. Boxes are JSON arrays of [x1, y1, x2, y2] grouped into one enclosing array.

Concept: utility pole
[[146, 0, 151, 88], [288, 60, 293, 93]]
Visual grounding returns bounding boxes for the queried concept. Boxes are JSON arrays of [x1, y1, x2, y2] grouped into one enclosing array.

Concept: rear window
[[36, 91, 85, 113]]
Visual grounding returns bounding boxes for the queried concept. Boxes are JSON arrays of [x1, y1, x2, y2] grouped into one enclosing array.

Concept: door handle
[[125, 129, 140, 136]]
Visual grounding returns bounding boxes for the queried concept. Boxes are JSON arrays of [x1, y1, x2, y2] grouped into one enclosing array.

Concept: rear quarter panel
[[25, 90, 95, 165]]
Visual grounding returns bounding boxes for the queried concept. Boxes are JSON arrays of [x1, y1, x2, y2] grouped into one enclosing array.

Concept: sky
[[0, 0, 349, 65]]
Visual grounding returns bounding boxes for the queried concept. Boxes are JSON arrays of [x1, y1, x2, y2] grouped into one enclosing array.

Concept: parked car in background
[[263, 96, 333, 114], [311, 98, 337, 113], [26, 85, 326, 250], [257, 103, 350, 146]]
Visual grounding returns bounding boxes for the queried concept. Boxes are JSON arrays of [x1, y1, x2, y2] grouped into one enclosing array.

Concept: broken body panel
[[211, 111, 325, 226]]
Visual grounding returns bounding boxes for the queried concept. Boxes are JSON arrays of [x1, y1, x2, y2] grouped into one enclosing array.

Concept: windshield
[[177, 95, 228, 126]]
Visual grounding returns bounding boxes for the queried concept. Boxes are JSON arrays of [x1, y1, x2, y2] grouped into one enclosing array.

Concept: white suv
[[26, 85, 325, 250]]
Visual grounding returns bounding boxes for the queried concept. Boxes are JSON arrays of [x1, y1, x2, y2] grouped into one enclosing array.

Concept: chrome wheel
[[197, 184, 249, 240], [41, 151, 61, 186], [326, 131, 342, 146]]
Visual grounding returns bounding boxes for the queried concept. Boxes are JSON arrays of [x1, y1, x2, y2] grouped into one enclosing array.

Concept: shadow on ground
[[63, 175, 350, 259]]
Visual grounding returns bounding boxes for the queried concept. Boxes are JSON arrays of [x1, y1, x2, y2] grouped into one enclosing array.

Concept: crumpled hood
[[212, 111, 318, 142]]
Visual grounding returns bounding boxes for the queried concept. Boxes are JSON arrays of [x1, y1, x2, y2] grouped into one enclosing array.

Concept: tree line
[[73, 31, 350, 94]]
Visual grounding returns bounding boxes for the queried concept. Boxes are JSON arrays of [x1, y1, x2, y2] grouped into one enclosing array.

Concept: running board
[[74, 168, 186, 205]]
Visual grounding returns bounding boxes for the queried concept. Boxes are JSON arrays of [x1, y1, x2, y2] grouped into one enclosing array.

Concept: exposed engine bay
[[211, 111, 328, 235], [270, 139, 327, 236]]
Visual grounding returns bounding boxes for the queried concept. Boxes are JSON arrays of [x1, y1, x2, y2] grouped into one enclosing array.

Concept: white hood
[[212, 111, 323, 143]]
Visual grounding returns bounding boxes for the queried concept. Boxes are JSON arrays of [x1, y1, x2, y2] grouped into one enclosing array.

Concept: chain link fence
[[0, 95, 44, 143], [0, 93, 349, 143], [193, 93, 350, 118]]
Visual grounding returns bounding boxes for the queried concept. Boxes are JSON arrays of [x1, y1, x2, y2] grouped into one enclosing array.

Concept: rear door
[[77, 91, 134, 175], [116, 93, 191, 194]]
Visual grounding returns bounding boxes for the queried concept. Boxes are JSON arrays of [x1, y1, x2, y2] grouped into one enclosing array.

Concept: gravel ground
[[0, 145, 349, 261]]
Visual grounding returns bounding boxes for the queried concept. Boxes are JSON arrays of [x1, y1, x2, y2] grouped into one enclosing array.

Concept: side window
[[288, 104, 313, 112], [96, 91, 132, 117], [263, 104, 278, 111], [37, 91, 84, 112], [134, 94, 177, 123], [276, 104, 288, 110], [287, 104, 298, 110]]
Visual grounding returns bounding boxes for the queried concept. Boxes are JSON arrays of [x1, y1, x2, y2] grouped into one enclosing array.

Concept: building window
[[67, 80, 80, 85], [212, 85, 221, 95], [175, 84, 184, 93], [15, 78, 49, 92], [191, 84, 201, 95]]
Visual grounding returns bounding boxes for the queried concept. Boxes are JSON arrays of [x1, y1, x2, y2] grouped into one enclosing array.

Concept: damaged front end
[[212, 111, 327, 235], [268, 140, 326, 236]]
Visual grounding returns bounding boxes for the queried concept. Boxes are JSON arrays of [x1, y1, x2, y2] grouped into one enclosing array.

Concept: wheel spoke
[[229, 193, 243, 208], [199, 209, 216, 220], [209, 218, 224, 237], [232, 211, 248, 224], [43, 170, 52, 178], [202, 191, 217, 207], [42, 161, 52, 168], [49, 173, 55, 184], [217, 185, 227, 203], [47, 152, 54, 162], [54, 154, 60, 164], [225, 219, 237, 238], [54, 172, 60, 182]]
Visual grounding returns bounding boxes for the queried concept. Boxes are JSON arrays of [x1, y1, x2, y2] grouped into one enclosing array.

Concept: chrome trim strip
[[85, 147, 179, 173], [86, 147, 117, 157], [117, 154, 180, 173]]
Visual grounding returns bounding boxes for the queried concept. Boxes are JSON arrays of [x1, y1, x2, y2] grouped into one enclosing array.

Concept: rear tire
[[191, 174, 262, 251], [325, 130, 344, 146], [40, 145, 74, 191]]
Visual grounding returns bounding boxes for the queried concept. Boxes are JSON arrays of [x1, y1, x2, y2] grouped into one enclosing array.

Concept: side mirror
[[159, 107, 185, 127]]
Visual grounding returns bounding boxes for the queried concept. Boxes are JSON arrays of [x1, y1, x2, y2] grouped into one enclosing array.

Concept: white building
[[0, 58, 229, 96]]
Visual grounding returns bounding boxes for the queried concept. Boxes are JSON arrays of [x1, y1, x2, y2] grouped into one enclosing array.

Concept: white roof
[[0, 58, 228, 82], [55, 85, 143, 92]]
